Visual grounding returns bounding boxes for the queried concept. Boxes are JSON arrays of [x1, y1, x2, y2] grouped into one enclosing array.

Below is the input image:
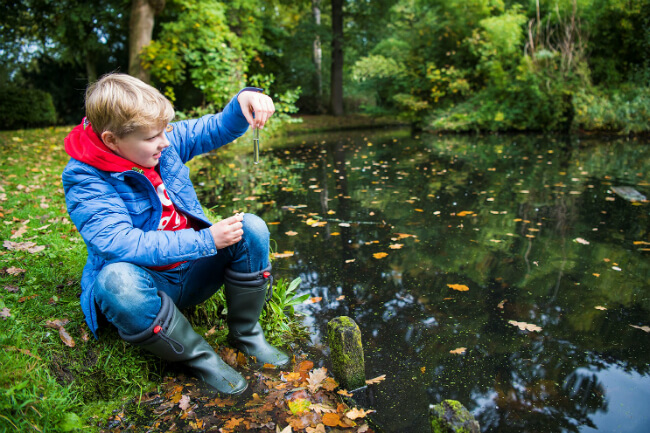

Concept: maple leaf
[[508, 320, 542, 332], [365, 374, 386, 385], [307, 367, 328, 393], [447, 284, 469, 292]]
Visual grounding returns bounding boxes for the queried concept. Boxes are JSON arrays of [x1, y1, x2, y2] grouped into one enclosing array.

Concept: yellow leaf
[[447, 284, 469, 292], [322, 413, 341, 427], [508, 320, 542, 332], [273, 251, 294, 258], [285, 231, 298, 236], [373, 252, 388, 259], [345, 407, 376, 420], [449, 347, 466, 355]]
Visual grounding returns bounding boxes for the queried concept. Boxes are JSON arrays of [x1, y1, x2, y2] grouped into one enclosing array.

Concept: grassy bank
[[0, 126, 308, 432]]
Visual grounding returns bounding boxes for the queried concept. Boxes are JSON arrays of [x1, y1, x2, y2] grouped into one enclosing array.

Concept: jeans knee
[[94, 262, 143, 304], [242, 213, 270, 245]]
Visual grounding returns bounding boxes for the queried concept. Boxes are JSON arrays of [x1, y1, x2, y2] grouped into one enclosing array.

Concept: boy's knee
[[94, 262, 140, 299], [242, 213, 270, 241]]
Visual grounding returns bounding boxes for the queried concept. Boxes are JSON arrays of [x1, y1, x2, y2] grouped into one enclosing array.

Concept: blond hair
[[85, 73, 174, 137]]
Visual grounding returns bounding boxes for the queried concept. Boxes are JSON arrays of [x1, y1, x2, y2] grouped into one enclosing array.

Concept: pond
[[192, 128, 650, 433]]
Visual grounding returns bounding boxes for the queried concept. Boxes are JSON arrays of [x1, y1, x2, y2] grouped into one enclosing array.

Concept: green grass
[[0, 126, 306, 432]]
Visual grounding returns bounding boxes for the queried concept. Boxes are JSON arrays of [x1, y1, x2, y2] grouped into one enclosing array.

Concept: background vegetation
[[1, 0, 647, 133]]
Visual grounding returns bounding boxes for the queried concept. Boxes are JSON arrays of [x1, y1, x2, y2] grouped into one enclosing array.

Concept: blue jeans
[[93, 213, 270, 335]]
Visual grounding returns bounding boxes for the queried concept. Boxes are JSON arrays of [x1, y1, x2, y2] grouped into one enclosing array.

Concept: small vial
[[253, 127, 260, 164]]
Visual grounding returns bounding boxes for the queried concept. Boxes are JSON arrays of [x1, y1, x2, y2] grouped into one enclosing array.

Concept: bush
[[573, 86, 650, 135], [0, 86, 57, 130]]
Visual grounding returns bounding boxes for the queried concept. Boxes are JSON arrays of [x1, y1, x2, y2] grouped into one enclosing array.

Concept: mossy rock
[[327, 316, 365, 390], [430, 400, 480, 433]]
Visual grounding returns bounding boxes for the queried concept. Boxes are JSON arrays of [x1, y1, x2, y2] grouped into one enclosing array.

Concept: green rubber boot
[[224, 265, 290, 367], [119, 291, 247, 395]]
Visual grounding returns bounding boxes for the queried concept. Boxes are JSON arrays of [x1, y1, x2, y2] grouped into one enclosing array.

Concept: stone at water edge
[[327, 316, 366, 390], [430, 400, 480, 433]]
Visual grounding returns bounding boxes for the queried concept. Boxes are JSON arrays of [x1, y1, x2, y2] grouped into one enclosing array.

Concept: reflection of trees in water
[[192, 130, 650, 433]]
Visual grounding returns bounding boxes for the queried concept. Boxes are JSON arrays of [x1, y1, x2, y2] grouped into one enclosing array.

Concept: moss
[[429, 400, 480, 433], [327, 316, 366, 390]]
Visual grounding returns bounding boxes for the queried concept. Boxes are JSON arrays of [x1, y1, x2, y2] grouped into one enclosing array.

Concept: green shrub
[[573, 86, 650, 135], [0, 86, 57, 130]]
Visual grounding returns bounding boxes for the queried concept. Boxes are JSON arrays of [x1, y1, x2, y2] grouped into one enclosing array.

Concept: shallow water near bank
[[195, 129, 650, 433]]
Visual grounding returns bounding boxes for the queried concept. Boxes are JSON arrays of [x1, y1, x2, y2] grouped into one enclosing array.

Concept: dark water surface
[[194, 129, 650, 433]]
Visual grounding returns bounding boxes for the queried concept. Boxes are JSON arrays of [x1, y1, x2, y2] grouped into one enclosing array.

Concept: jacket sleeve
[[64, 168, 217, 267], [167, 92, 252, 164]]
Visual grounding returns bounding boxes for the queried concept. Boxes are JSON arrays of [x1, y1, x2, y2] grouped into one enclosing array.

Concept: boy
[[62, 73, 288, 395]]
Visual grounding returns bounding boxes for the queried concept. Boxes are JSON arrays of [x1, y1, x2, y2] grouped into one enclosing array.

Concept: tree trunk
[[129, 0, 165, 83], [312, 0, 323, 111], [330, 0, 344, 116]]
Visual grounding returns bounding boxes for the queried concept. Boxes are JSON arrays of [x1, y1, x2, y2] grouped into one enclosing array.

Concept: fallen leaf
[[612, 266, 622, 271], [593, 273, 600, 277], [178, 394, 191, 411], [336, 295, 345, 301], [357, 424, 370, 433], [388, 243, 403, 249], [4, 285, 19, 293], [497, 299, 507, 309], [447, 284, 469, 292], [0, 307, 11, 319], [420, 367, 426, 373], [285, 231, 298, 236], [574, 237, 590, 245], [456, 211, 474, 217], [310, 403, 336, 414], [365, 374, 386, 385], [449, 347, 467, 355], [307, 367, 328, 393], [58, 327, 75, 347], [276, 425, 292, 433], [322, 377, 338, 391], [224, 417, 244, 430], [282, 372, 302, 382], [630, 325, 650, 333], [262, 363, 277, 369], [308, 297, 323, 303], [372, 252, 388, 259], [322, 413, 341, 427], [298, 360, 314, 371], [288, 398, 311, 415], [345, 408, 376, 420], [6, 267, 26, 276], [337, 389, 353, 397], [508, 320, 542, 332], [10, 225, 27, 239], [345, 259, 356, 263], [595, 306, 607, 311], [306, 424, 326, 433]]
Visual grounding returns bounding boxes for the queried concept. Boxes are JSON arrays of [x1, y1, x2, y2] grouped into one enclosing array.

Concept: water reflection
[[193, 130, 649, 433]]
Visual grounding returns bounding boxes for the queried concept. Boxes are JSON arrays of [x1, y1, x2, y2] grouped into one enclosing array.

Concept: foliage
[[0, 86, 57, 129], [142, 0, 250, 106], [572, 85, 650, 134]]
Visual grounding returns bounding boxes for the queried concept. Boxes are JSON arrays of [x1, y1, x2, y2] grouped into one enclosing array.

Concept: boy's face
[[102, 125, 170, 168]]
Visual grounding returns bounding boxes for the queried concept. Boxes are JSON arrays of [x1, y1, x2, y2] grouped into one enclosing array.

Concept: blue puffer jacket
[[62, 94, 250, 337]]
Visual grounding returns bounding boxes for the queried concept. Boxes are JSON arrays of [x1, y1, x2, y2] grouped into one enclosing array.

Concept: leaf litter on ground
[[99, 353, 382, 433]]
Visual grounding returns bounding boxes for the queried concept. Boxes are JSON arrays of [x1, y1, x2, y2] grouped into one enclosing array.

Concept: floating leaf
[[365, 374, 386, 385], [508, 320, 542, 332], [447, 284, 469, 292], [345, 408, 376, 420], [388, 243, 403, 249], [372, 252, 388, 259], [449, 347, 467, 355], [307, 297, 322, 304], [574, 237, 590, 245], [595, 306, 607, 311], [273, 251, 295, 258], [285, 231, 298, 236], [630, 325, 650, 333]]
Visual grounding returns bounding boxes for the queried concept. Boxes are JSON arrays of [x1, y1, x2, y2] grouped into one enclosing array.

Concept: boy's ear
[[101, 131, 119, 151]]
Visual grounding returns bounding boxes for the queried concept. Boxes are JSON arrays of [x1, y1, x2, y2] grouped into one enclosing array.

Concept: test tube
[[253, 127, 260, 164]]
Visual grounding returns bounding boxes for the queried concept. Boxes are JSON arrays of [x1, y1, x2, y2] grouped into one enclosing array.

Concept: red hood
[[64, 120, 149, 173]]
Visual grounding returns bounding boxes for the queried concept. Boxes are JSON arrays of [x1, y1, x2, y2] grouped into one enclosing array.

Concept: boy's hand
[[238, 91, 275, 129], [209, 214, 244, 250]]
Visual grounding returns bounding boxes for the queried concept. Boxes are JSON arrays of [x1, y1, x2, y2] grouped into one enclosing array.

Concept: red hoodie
[[65, 119, 190, 271]]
